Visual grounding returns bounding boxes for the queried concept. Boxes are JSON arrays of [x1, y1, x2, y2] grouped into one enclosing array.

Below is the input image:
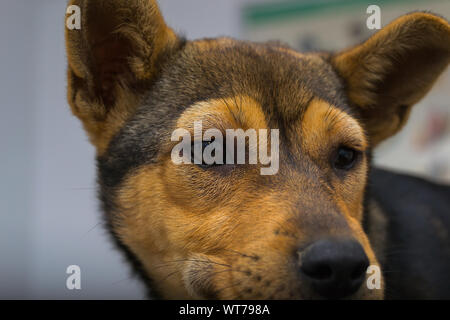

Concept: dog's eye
[[332, 146, 359, 170], [191, 139, 225, 167]]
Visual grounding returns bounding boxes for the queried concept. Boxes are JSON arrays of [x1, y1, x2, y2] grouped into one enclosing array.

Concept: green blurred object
[[243, 0, 442, 26]]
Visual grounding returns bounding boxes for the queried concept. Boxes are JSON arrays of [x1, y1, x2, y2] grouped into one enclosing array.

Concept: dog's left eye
[[332, 146, 359, 170]]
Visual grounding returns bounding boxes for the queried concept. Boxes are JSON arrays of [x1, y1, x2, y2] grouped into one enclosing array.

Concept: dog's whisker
[[82, 221, 104, 237], [154, 258, 232, 269], [220, 248, 259, 260], [213, 280, 242, 298], [161, 270, 181, 282], [110, 275, 134, 285]]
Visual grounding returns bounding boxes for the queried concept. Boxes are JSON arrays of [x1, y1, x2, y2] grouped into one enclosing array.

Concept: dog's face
[[66, 1, 450, 299], [109, 45, 377, 299]]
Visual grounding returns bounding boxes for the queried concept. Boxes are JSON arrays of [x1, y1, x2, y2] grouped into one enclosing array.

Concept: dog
[[65, 0, 450, 299]]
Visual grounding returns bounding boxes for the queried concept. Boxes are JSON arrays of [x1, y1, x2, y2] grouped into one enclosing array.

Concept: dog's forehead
[[177, 38, 349, 115], [143, 38, 350, 131]]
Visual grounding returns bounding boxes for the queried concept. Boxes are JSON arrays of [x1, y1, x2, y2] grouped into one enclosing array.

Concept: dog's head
[[65, 0, 450, 299]]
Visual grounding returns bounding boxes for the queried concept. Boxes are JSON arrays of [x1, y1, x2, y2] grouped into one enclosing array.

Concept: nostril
[[302, 263, 333, 280], [350, 262, 368, 281]]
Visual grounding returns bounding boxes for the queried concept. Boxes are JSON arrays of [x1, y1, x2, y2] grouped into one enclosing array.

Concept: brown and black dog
[[65, 0, 450, 299]]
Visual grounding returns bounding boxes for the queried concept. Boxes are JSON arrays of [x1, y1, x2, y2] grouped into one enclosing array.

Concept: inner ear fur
[[65, 0, 181, 153], [332, 12, 450, 146]]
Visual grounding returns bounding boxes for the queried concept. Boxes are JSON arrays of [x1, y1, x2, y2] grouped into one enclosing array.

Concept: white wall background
[[0, 0, 447, 299], [0, 0, 37, 299]]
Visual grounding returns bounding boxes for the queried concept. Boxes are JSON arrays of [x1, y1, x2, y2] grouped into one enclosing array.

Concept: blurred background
[[0, 0, 449, 299]]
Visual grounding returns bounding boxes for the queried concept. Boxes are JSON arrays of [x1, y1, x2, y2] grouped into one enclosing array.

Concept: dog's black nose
[[299, 238, 369, 299]]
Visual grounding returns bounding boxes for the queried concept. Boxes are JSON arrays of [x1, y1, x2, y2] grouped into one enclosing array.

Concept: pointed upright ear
[[332, 12, 450, 146], [65, 0, 181, 153]]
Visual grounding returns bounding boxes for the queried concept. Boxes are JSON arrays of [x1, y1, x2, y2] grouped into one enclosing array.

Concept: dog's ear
[[332, 12, 450, 146], [65, 0, 181, 153]]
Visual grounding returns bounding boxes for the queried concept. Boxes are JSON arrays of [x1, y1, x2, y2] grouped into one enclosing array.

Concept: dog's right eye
[[191, 139, 226, 167], [332, 146, 360, 171]]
